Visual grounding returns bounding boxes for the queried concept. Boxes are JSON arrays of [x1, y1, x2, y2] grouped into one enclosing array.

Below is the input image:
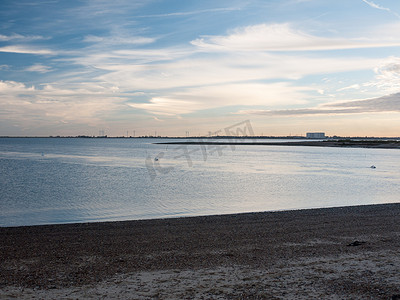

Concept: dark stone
[[346, 241, 366, 247]]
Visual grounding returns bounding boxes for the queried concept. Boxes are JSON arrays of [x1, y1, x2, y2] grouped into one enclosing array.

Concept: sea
[[1, 137, 400, 227]]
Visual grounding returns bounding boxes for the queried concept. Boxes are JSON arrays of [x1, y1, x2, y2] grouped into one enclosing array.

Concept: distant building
[[306, 132, 326, 139]]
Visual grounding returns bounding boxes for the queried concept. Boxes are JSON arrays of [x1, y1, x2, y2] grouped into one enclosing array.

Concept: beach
[[1, 203, 400, 299]]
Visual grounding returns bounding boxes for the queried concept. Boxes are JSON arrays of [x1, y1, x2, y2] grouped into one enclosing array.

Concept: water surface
[[1, 138, 399, 227]]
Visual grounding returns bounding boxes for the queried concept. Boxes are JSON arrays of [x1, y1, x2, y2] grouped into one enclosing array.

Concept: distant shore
[[157, 140, 400, 149], [1, 203, 400, 299], [2, 136, 400, 141]]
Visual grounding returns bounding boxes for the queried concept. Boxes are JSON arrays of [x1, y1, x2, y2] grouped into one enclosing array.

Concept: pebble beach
[[1, 203, 400, 299]]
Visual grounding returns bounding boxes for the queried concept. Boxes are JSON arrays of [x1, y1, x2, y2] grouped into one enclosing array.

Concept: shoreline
[[1, 202, 399, 229], [1, 203, 400, 298], [156, 140, 400, 149]]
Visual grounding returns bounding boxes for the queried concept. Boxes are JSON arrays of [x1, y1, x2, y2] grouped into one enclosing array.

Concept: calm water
[[1, 138, 399, 227]]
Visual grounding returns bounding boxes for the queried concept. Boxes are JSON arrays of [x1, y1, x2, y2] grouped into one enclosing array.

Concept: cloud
[[129, 97, 200, 115], [153, 116, 164, 122], [0, 34, 48, 42], [328, 93, 400, 112], [362, 0, 389, 10], [129, 82, 314, 115], [25, 64, 53, 73], [238, 92, 400, 116], [13, 1, 59, 6], [3, 4, 400, 133], [191, 23, 400, 52], [370, 22, 400, 39], [136, 6, 242, 18], [361, 0, 400, 18], [0, 80, 125, 127], [83, 35, 156, 45], [92, 51, 381, 91], [0, 45, 55, 55], [0, 80, 35, 93], [334, 57, 400, 94], [337, 84, 361, 92], [237, 108, 362, 116], [65, 0, 150, 25], [67, 24, 388, 118], [367, 56, 400, 92], [62, 22, 395, 111]]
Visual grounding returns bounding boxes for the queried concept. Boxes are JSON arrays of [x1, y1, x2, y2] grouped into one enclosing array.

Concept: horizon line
[[1, 135, 400, 139]]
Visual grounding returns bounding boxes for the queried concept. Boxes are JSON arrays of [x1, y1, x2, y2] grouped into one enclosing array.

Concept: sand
[[1, 203, 400, 299]]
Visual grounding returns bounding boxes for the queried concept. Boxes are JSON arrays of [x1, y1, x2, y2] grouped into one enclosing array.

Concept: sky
[[1, 0, 400, 137]]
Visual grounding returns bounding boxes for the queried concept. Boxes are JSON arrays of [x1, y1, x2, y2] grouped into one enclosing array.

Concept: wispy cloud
[[1, 20, 392, 126], [238, 93, 400, 116], [14, 1, 59, 6], [329, 93, 400, 112], [25, 64, 53, 73], [136, 6, 241, 18], [0, 45, 55, 55], [129, 82, 315, 116], [361, 0, 400, 18], [191, 23, 400, 52], [367, 56, 400, 92], [83, 35, 156, 45], [0, 80, 35, 93], [129, 98, 200, 116], [0, 80, 125, 128], [0, 34, 48, 42], [90, 51, 381, 91], [65, 23, 387, 117], [237, 108, 362, 116], [337, 84, 361, 92], [2, 0, 400, 135]]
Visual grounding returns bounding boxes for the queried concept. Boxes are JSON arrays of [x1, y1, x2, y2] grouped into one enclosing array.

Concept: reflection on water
[[1, 138, 400, 227]]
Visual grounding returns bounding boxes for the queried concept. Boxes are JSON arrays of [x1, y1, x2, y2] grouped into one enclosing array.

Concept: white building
[[306, 132, 326, 139]]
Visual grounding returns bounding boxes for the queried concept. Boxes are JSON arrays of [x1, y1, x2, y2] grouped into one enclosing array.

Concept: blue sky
[[1, 0, 400, 136]]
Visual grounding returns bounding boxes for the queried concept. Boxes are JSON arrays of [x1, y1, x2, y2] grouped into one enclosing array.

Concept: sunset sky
[[1, 0, 400, 137]]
